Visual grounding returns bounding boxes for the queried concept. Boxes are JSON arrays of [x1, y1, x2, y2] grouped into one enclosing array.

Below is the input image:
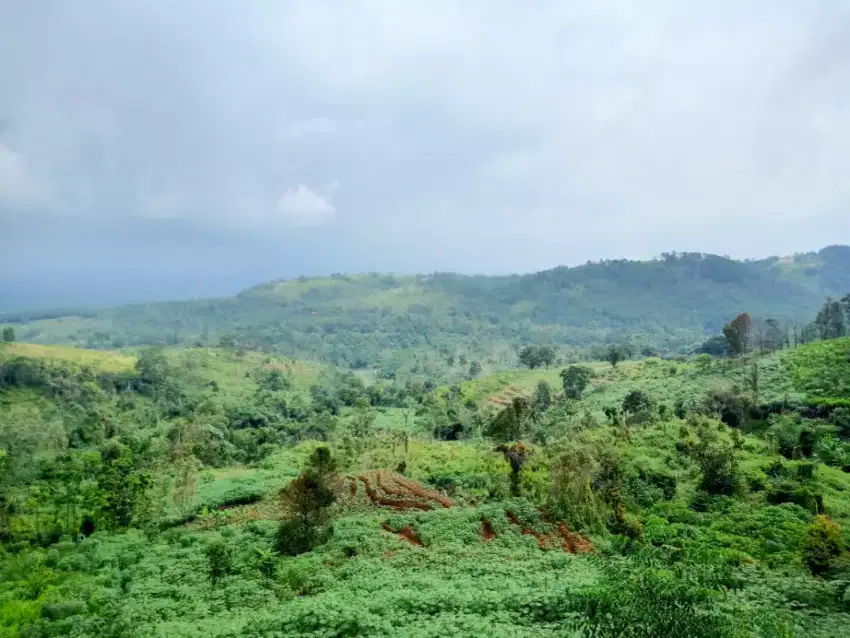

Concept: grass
[[1, 342, 136, 372], [1, 342, 328, 399], [162, 348, 326, 399]]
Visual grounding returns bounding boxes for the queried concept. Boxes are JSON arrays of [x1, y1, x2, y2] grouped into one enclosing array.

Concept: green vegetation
[[6, 247, 850, 373], [2, 261, 850, 635]]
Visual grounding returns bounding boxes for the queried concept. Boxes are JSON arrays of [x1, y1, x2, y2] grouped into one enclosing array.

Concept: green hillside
[[4, 332, 850, 635], [5, 246, 850, 370]]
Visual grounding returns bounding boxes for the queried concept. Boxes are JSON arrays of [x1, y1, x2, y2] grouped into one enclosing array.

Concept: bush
[[803, 515, 845, 576], [622, 390, 653, 417], [766, 482, 824, 514], [204, 540, 233, 584], [277, 518, 333, 557]]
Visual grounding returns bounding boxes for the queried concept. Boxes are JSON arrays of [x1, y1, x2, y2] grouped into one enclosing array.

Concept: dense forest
[[2, 275, 850, 635], [4, 247, 850, 375]]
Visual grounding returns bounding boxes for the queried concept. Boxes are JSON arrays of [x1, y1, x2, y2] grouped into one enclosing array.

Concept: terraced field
[[343, 470, 454, 511]]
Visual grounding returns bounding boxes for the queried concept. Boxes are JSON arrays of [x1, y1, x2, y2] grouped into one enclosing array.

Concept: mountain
[[4, 246, 850, 369]]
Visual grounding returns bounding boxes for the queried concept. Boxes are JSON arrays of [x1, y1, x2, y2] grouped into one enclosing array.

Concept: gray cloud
[[1, 0, 849, 301]]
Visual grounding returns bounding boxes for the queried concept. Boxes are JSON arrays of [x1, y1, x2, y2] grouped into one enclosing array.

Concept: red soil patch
[[346, 471, 452, 511], [481, 519, 495, 542], [506, 510, 593, 554], [381, 521, 422, 546], [557, 523, 593, 554], [385, 471, 453, 508]]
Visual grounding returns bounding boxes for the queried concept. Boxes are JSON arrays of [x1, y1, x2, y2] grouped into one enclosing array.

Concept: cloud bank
[[1, 0, 849, 305]]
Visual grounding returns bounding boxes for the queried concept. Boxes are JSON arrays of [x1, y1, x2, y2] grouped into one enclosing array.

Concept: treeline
[[696, 293, 850, 358], [6, 246, 850, 368]]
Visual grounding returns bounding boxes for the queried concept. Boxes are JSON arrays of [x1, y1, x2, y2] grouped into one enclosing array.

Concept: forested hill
[[4, 245, 850, 367]]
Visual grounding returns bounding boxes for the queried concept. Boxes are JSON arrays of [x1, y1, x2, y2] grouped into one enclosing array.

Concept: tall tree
[[763, 319, 784, 353], [172, 454, 199, 523], [560, 365, 593, 400], [605, 344, 633, 368], [495, 442, 530, 497], [723, 313, 752, 356], [1, 327, 14, 343], [815, 297, 847, 340], [517, 345, 556, 369], [277, 446, 338, 555], [485, 397, 531, 443], [533, 380, 552, 413]]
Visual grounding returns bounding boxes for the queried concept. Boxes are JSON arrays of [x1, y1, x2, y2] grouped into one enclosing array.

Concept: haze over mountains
[[4, 245, 849, 369]]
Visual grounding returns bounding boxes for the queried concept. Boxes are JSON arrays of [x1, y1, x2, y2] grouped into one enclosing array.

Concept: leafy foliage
[[8, 247, 850, 368], [785, 337, 850, 399], [4, 282, 850, 635], [802, 515, 845, 576], [560, 365, 593, 400]]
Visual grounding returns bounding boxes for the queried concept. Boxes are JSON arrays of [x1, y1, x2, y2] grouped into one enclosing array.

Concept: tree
[[605, 344, 633, 368], [98, 441, 154, 529], [763, 318, 784, 353], [135, 347, 171, 389], [517, 345, 555, 369], [172, 454, 199, 523], [697, 336, 728, 357], [560, 365, 593, 400], [277, 447, 338, 556], [815, 297, 846, 340], [485, 397, 530, 443], [1, 327, 14, 343], [622, 389, 653, 416], [468, 360, 482, 378], [495, 442, 530, 497], [218, 333, 236, 349], [533, 380, 552, 413], [722, 313, 752, 356], [537, 345, 556, 368]]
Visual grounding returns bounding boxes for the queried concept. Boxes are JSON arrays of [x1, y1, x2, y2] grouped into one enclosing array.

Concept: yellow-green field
[[1, 342, 137, 372], [1, 342, 329, 395]]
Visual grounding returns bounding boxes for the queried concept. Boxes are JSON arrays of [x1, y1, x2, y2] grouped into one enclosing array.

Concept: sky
[[1, 1, 849, 307]]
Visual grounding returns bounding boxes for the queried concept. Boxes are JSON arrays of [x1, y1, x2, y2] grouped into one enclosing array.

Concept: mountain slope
[[4, 246, 850, 367]]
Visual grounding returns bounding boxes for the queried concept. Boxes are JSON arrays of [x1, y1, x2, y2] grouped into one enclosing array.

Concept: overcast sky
[[1, 1, 849, 306]]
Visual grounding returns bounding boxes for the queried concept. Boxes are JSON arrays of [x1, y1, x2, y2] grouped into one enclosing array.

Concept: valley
[[1, 251, 850, 636]]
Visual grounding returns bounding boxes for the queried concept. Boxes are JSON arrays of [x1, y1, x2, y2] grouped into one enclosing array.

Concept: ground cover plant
[[2, 295, 850, 636]]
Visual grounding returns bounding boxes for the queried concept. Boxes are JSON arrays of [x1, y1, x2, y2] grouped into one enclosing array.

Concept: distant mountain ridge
[[5, 245, 850, 368]]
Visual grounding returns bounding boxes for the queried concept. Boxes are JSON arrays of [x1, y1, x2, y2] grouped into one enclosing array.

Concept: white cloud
[[276, 184, 337, 227]]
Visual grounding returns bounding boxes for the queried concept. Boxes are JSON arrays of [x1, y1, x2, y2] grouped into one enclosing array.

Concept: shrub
[[204, 540, 233, 585], [698, 443, 741, 497], [277, 518, 333, 557], [622, 390, 653, 416], [766, 482, 824, 514], [803, 515, 844, 576]]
